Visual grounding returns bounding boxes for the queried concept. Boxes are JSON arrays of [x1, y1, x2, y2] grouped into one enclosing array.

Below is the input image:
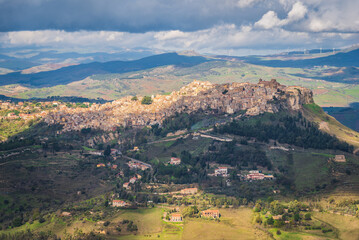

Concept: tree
[[141, 96, 153, 105], [182, 206, 199, 217], [12, 217, 23, 227], [104, 145, 111, 156], [304, 213, 311, 220], [266, 217, 274, 225], [254, 214, 262, 224], [131, 96, 138, 101]]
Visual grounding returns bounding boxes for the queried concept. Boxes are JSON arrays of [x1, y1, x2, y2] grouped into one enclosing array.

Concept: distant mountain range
[[0, 53, 210, 87], [238, 48, 359, 69], [0, 48, 158, 71], [1, 46, 358, 87]]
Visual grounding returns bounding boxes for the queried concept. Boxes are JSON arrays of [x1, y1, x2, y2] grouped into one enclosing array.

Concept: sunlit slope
[[303, 103, 359, 150]]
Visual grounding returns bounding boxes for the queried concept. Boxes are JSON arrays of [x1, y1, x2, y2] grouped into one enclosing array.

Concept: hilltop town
[[43, 79, 313, 132], [1, 79, 359, 240]]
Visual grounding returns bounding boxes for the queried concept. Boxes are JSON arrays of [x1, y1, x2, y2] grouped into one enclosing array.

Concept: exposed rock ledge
[[44, 79, 313, 132]]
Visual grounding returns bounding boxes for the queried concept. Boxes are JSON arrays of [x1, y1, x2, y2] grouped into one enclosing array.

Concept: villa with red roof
[[170, 213, 183, 222], [201, 209, 220, 218], [112, 200, 127, 207], [170, 157, 181, 165]]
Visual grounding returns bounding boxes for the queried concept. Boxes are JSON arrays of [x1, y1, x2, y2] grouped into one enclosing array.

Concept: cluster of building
[[166, 208, 220, 222], [0, 100, 97, 125], [96, 162, 118, 169], [0, 100, 56, 121], [127, 160, 151, 171], [123, 174, 142, 190], [42, 80, 313, 132]]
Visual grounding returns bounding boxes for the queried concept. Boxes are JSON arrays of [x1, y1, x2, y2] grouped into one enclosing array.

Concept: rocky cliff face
[[44, 79, 314, 132]]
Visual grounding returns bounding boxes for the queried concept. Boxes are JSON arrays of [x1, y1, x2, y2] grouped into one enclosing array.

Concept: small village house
[[130, 176, 137, 184], [127, 160, 150, 171], [132, 146, 139, 151], [111, 148, 121, 156], [334, 155, 346, 162], [61, 211, 72, 217], [272, 215, 283, 220], [90, 151, 103, 156], [97, 163, 105, 167], [214, 167, 228, 176], [246, 170, 274, 180], [112, 200, 127, 207], [170, 213, 183, 222], [180, 187, 198, 195], [123, 182, 130, 190], [201, 209, 220, 218], [170, 157, 181, 165]]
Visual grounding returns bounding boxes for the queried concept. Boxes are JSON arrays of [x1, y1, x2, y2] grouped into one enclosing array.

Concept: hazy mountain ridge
[[0, 53, 210, 87], [239, 48, 359, 69]]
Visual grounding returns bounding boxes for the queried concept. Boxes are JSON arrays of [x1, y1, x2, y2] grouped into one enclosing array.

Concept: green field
[[313, 212, 359, 240], [4, 204, 359, 240], [145, 137, 213, 164], [182, 208, 267, 240]]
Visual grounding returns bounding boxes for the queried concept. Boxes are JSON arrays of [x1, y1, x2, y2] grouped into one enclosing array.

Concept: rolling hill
[[238, 47, 359, 69], [0, 53, 210, 87]]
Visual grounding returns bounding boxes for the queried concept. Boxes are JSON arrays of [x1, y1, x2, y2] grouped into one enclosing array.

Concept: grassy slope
[[313, 212, 359, 240], [292, 151, 331, 191], [302, 103, 359, 150], [182, 208, 266, 240], [146, 138, 212, 164]]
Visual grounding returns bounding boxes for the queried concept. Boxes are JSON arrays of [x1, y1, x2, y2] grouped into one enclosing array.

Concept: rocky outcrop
[[285, 86, 313, 110], [44, 79, 314, 132]]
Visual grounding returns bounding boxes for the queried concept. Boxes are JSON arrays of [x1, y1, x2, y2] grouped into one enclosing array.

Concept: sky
[[0, 0, 358, 55]]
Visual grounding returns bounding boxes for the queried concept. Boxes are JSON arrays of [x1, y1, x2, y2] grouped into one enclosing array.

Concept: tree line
[[215, 112, 353, 152]]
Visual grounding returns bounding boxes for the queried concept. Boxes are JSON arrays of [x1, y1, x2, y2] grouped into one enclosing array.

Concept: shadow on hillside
[[323, 102, 359, 132]]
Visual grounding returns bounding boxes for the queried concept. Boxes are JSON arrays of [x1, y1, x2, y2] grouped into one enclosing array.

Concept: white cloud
[[287, 2, 307, 21], [308, 18, 329, 32], [255, 2, 308, 29], [0, 22, 358, 56], [304, 0, 359, 33], [254, 11, 283, 29], [154, 30, 187, 41], [237, 0, 259, 8]]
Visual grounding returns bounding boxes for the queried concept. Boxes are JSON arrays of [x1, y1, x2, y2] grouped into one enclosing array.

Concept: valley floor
[[3, 205, 359, 240]]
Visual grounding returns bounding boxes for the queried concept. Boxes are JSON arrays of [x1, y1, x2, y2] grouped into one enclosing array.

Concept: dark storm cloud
[[0, 0, 281, 32], [0, 0, 358, 54]]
